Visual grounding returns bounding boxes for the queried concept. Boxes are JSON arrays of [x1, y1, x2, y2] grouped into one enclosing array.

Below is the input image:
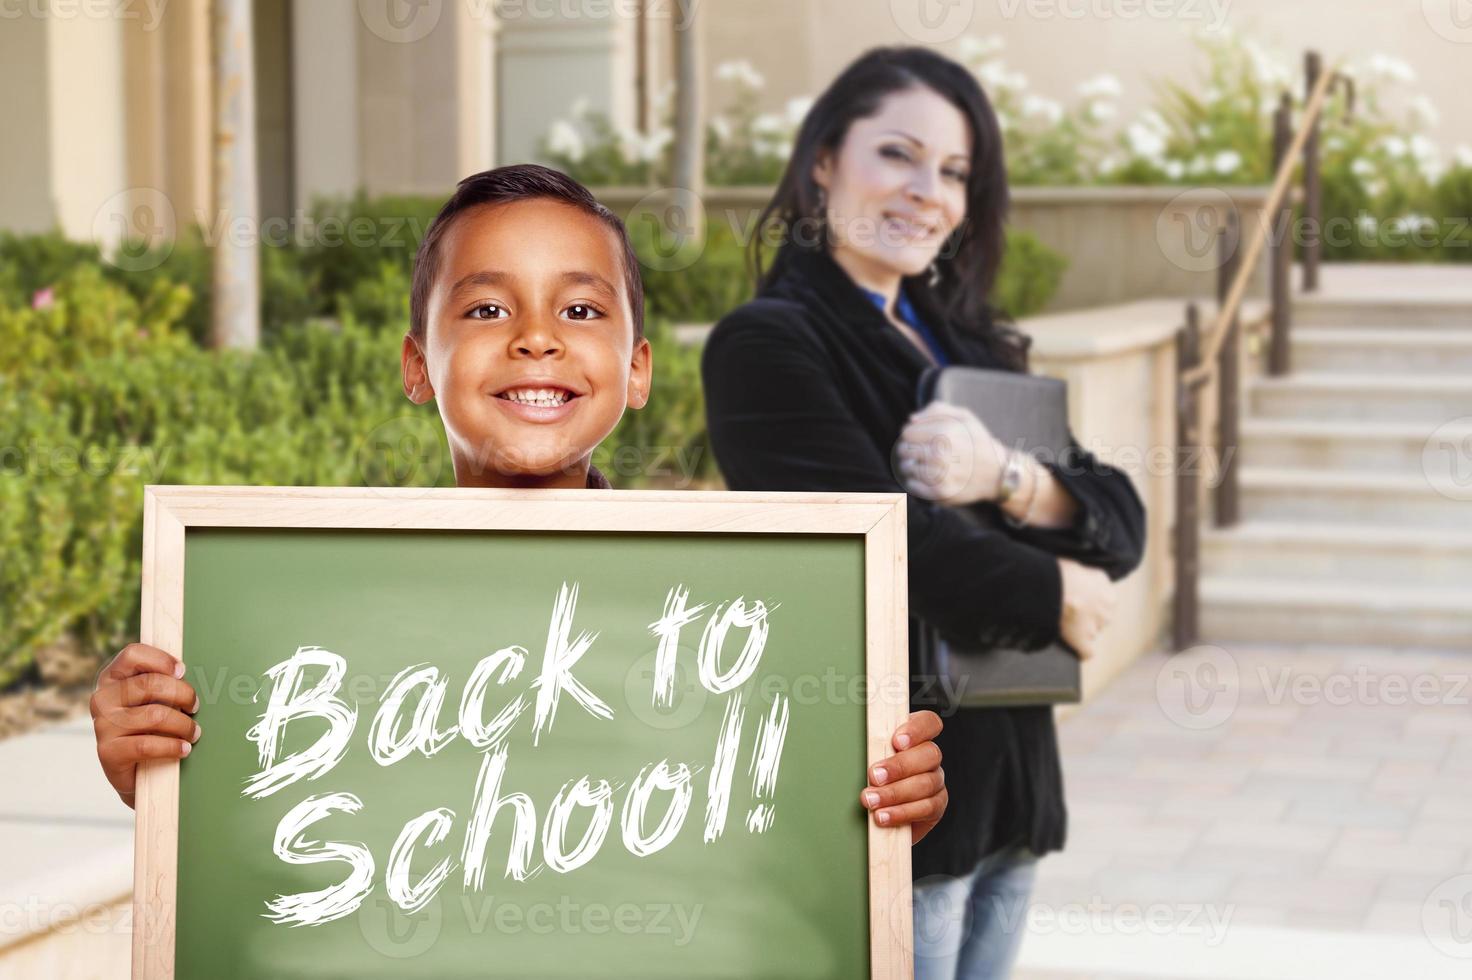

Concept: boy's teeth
[[502, 387, 569, 406]]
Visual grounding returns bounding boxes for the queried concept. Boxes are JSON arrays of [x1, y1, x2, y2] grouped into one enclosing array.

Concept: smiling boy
[[403, 167, 651, 489], [91, 164, 947, 851]]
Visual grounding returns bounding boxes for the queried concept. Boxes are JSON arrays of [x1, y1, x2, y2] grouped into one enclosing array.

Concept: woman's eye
[[882, 145, 912, 163], [564, 303, 604, 321], [945, 169, 969, 183], [468, 304, 505, 320]]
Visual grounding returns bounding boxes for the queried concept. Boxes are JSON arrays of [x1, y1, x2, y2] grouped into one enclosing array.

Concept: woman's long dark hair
[[750, 45, 1029, 370]]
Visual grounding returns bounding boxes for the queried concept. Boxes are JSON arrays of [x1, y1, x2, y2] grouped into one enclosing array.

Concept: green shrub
[[994, 229, 1068, 320]]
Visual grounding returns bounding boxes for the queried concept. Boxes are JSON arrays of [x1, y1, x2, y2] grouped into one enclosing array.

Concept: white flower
[[1126, 123, 1167, 160], [1455, 145, 1472, 170], [1139, 109, 1170, 135], [1365, 53, 1416, 84], [1409, 94, 1440, 126], [1098, 155, 1120, 176], [1380, 135, 1408, 158], [1077, 74, 1123, 100], [1021, 95, 1063, 125], [1387, 212, 1434, 236], [1164, 159, 1186, 180], [710, 115, 733, 144], [616, 127, 671, 164], [1364, 178, 1386, 198], [752, 112, 786, 136], [959, 35, 1005, 62], [1088, 101, 1116, 123], [1242, 39, 1290, 86], [546, 120, 585, 163], [1202, 86, 1223, 106], [976, 60, 1028, 92], [1351, 158, 1377, 179], [1410, 134, 1437, 162], [1357, 214, 1378, 235], [1326, 134, 1346, 153], [784, 96, 814, 127], [715, 59, 765, 90], [1187, 154, 1209, 175], [1213, 149, 1243, 175]]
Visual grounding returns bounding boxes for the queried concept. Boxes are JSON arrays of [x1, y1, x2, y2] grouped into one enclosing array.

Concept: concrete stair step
[[1293, 296, 1472, 328], [1248, 372, 1472, 423], [1200, 577, 1472, 649], [1292, 328, 1472, 373], [1238, 418, 1470, 472], [1238, 467, 1470, 527], [1201, 520, 1472, 587]]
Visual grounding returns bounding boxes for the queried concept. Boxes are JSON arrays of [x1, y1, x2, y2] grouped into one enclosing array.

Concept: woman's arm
[[997, 441, 1147, 583], [701, 311, 1065, 652]]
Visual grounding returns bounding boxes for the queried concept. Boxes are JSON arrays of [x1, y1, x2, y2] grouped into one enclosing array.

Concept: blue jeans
[[912, 846, 1039, 980]]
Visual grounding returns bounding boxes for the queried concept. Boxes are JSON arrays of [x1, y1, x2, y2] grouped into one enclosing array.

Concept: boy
[[90, 164, 947, 842]]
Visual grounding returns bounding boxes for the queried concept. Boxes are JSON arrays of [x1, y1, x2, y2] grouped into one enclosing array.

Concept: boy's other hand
[[91, 643, 200, 809], [860, 710, 947, 845]]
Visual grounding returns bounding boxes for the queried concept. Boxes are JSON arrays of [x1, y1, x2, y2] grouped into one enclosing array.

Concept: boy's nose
[[508, 318, 564, 357]]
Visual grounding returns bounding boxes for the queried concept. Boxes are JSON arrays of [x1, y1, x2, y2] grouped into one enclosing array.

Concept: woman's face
[[812, 85, 973, 282]]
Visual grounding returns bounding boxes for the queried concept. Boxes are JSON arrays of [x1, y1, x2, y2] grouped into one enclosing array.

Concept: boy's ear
[[401, 333, 434, 404], [625, 336, 653, 410]]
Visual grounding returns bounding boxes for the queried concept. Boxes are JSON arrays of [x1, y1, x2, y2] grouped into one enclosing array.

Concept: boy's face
[[403, 198, 651, 488]]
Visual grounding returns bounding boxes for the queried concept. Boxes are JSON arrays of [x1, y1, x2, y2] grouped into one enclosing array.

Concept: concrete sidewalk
[[1016, 643, 1472, 979]]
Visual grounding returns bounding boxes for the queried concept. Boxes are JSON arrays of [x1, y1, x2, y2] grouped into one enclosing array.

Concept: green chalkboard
[[170, 522, 878, 979]]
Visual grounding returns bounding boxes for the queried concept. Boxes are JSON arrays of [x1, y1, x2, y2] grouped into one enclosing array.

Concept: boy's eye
[[468, 304, 505, 320], [564, 303, 605, 321]]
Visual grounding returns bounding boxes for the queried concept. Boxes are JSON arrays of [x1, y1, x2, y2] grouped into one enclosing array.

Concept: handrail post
[[1214, 210, 1242, 527], [1268, 93, 1294, 377], [1303, 51, 1323, 292], [1173, 304, 1202, 651]]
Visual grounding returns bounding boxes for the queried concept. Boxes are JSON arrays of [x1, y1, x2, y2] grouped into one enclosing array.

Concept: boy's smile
[[403, 197, 651, 489]]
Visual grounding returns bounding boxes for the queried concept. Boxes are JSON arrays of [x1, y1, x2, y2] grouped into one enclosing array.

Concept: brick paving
[[1013, 643, 1472, 979]]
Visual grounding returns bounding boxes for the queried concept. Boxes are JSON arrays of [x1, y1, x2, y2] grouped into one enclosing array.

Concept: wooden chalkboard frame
[[133, 484, 912, 979]]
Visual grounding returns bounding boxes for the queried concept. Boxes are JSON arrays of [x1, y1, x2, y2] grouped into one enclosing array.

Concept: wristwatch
[[994, 449, 1026, 504]]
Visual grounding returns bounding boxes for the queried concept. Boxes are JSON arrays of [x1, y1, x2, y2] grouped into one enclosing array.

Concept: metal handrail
[[1171, 49, 1354, 651], [1182, 58, 1348, 390]]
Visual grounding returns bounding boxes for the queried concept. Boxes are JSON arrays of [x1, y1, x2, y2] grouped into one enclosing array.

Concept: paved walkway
[[1015, 643, 1472, 979]]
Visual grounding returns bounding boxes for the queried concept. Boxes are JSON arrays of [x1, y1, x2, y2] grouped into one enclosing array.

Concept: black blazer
[[700, 240, 1146, 876]]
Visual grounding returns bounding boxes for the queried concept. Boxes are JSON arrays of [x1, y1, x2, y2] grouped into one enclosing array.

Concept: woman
[[700, 47, 1146, 978]]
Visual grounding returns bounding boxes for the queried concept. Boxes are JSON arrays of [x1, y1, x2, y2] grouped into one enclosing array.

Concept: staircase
[[1199, 266, 1472, 650]]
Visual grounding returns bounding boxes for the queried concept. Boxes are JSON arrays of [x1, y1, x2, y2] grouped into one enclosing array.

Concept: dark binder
[[915, 365, 1082, 708]]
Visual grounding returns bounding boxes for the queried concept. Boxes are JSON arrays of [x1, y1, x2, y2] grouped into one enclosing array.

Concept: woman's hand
[[893, 403, 1011, 507], [91, 643, 200, 809], [1058, 558, 1116, 661], [860, 710, 948, 844]]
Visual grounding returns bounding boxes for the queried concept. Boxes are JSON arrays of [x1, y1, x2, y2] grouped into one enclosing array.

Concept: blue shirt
[[860, 286, 952, 366]]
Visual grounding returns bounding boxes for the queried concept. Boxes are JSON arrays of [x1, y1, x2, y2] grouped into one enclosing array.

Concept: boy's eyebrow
[[449, 269, 620, 300]]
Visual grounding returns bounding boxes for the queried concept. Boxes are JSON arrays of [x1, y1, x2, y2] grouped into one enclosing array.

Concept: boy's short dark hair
[[409, 164, 645, 341]]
